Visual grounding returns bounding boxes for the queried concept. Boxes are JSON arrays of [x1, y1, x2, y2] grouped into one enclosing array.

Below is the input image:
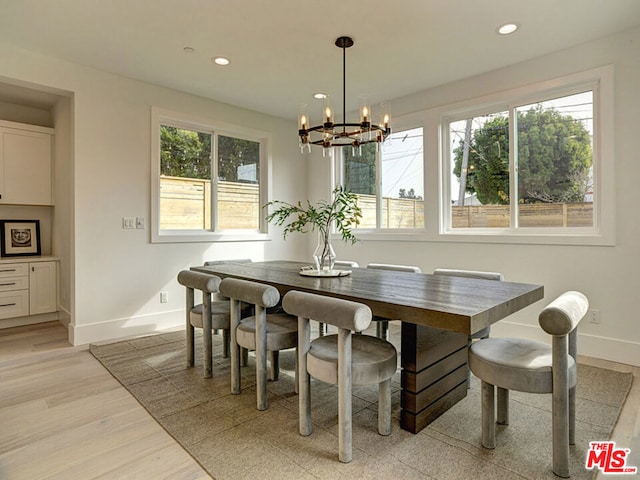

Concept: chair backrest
[[433, 268, 504, 281], [366, 263, 422, 273], [177, 270, 222, 294], [539, 291, 589, 336], [282, 290, 372, 332], [204, 258, 252, 266], [219, 277, 280, 308], [334, 260, 359, 268]]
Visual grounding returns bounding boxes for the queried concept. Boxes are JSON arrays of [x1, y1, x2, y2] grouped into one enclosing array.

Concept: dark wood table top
[[192, 260, 544, 335]]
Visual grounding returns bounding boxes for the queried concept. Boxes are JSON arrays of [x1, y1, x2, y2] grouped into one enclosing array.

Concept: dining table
[[192, 260, 544, 433]]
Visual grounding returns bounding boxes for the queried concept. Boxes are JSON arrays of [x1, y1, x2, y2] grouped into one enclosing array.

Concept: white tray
[[299, 269, 352, 278]]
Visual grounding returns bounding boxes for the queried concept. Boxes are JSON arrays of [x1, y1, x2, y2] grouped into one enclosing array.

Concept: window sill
[[152, 231, 270, 244]]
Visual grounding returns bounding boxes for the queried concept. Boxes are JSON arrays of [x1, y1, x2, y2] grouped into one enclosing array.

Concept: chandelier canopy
[[298, 36, 391, 154]]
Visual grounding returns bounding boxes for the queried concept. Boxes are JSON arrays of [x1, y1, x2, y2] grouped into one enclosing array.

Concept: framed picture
[[0, 220, 41, 257]]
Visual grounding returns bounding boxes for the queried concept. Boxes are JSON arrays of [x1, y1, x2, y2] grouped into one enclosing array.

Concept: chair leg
[[497, 387, 509, 425], [552, 336, 570, 478], [240, 347, 248, 366], [569, 385, 576, 445], [338, 329, 352, 463], [298, 319, 312, 436], [186, 288, 195, 367], [378, 378, 392, 436], [203, 296, 213, 379], [222, 329, 230, 359], [255, 306, 268, 411], [481, 380, 496, 449], [186, 324, 195, 367], [269, 351, 279, 381], [230, 300, 241, 395]]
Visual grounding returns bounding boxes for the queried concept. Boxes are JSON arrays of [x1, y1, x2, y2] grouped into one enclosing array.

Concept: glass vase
[[313, 230, 336, 271]]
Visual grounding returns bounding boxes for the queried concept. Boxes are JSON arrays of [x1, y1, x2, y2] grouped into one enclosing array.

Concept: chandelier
[[297, 36, 391, 155]]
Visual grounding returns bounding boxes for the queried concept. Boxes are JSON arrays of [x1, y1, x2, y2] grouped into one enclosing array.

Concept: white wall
[[1, 26, 638, 365], [0, 43, 307, 345], [322, 26, 640, 366]]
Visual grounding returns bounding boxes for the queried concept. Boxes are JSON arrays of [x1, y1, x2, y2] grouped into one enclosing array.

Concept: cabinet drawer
[[0, 290, 29, 320], [0, 263, 29, 278], [0, 276, 29, 292]]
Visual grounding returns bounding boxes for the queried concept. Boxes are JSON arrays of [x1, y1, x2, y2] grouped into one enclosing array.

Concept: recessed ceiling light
[[183, 46, 195, 54], [497, 23, 519, 35], [212, 56, 230, 66], [313, 93, 327, 99]]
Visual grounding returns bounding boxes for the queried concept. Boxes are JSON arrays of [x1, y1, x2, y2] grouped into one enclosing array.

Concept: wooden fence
[[160, 176, 592, 230], [452, 203, 593, 228], [160, 176, 259, 230]]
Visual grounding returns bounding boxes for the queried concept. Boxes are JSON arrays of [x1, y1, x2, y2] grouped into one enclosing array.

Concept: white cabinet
[[29, 261, 57, 315], [0, 120, 54, 206], [0, 259, 58, 321]]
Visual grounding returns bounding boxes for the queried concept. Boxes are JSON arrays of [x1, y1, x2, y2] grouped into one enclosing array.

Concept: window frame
[[151, 107, 270, 243], [437, 66, 614, 246], [333, 111, 427, 239]]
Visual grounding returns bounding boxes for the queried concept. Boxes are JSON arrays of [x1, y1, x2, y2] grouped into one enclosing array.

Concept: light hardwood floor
[[1, 321, 638, 479], [0, 322, 211, 480]]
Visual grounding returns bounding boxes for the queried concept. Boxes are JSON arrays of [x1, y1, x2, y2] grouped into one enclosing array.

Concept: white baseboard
[[69, 309, 184, 346], [492, 321, 640, 367]]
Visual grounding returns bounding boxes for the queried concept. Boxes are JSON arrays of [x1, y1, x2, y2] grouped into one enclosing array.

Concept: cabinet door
[[29, 262, 57, 315], [0, 127, 53, 205]]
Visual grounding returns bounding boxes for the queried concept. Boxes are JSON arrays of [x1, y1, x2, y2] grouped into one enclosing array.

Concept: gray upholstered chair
[[282, 290, 398, 463], [219, 277, 298, 411], [203, 258, 253, 302], [366, 263, 422, 340], [468, 291, 589, 478], [433, 268, 504, 341], [177, 270, 231, 378], [315, 260, 359, 337]]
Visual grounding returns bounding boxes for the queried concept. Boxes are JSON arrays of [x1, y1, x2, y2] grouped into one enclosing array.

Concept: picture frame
[[0, 220, 41, 257]]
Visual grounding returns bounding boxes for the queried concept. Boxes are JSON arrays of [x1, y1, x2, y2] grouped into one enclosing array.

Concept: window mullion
[[509, 107, 518, 229], [211, 132, 218, 232]]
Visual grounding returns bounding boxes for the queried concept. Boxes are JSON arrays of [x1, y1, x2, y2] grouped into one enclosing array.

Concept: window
[[151, 109, 268, 242], [339, 126, 424, 230], [440, 66, 613, 245]]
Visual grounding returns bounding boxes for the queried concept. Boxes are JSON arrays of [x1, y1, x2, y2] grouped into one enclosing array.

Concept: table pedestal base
[[400, 323, 468, 433]]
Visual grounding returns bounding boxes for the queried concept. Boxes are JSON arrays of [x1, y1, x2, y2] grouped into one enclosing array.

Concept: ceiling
[[2, 0, 640, 119]]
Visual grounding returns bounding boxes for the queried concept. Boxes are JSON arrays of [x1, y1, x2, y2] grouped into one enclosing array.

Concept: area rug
[[90, 329, 632, 480]]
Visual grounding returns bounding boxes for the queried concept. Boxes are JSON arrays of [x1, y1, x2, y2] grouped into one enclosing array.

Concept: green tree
[[218, 135, 259, 183], [160, 126, 211, 179], [453, 106, 592, 204], [160, 127, 260, 184], [399, 188, 422, 200]]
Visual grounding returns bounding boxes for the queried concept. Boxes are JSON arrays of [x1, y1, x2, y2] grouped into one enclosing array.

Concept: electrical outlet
[[160, 291, 168, 303], [136, 217, 145, 229], [589, 309, 601, 324]]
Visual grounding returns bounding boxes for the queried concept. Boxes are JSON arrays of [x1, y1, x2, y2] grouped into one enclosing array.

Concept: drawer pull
[[0, 303, 17, 308], [0, 282, 17, 286], [0, 269, 17, 273]]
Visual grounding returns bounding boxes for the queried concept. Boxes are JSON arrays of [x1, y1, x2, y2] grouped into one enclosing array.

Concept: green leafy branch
[[264, 185, 362, 244]]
